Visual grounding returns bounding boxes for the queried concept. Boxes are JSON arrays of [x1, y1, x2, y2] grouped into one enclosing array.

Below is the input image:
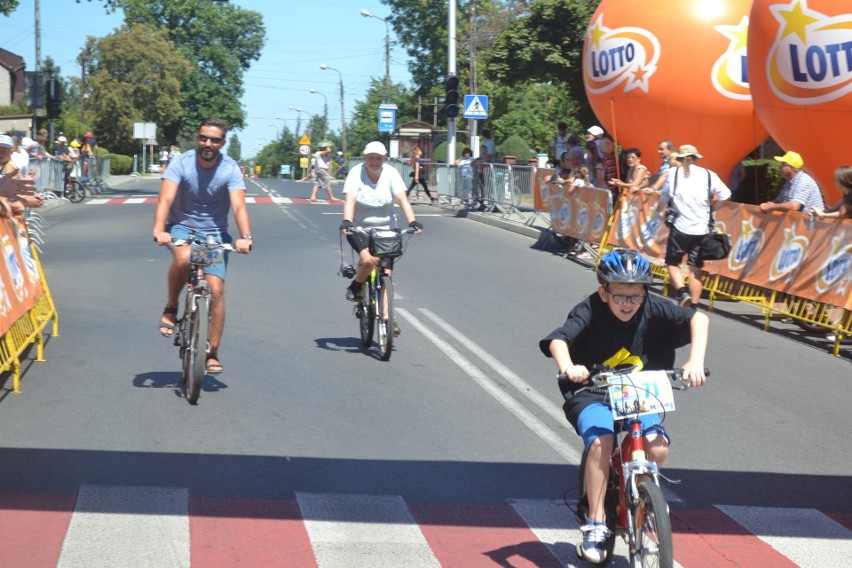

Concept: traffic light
[[442, 75, 460, 118], [46, 77, 61, 119]]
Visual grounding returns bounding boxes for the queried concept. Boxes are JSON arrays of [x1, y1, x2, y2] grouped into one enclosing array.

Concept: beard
[[198, 147, 219, 163]]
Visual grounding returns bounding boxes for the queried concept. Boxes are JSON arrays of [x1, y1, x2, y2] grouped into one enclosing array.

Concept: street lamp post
[[360, 9, 391, 102], [309, 88, 328, 141], [268, 122, 279, 140], [320, 64, 347, 163], [289, 106, 309, 137]]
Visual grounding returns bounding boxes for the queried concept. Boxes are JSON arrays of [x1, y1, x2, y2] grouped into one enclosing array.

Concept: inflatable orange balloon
[[583, 0, 767, 182], [748, 0, 852, 205]]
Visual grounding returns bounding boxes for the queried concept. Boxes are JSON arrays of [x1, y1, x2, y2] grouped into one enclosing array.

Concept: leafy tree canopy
[[111, 0, 265, 141], [85, 24, 191, 155]]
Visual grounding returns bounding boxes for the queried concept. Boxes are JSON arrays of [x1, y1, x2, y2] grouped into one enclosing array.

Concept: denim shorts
[[576, 402, 669, 450], [168, 224, 232, 281]]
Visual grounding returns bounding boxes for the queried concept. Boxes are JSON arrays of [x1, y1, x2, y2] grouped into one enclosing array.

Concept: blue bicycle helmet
[[596, 248, 653, 285]]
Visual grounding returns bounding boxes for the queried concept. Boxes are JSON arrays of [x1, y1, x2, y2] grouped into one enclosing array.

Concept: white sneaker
[[577, 522, 611, 564]]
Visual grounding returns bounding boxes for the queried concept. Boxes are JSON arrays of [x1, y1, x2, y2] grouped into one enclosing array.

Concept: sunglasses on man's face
[[197, 134, 223, 144]]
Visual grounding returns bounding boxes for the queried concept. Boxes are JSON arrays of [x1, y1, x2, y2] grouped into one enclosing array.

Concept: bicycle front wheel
[[631, 480, 673, 568], [377, 274, 394, 361], [186, 294, 209, 404], [358, 281, 374, 347], [65, 180, 85, 203]]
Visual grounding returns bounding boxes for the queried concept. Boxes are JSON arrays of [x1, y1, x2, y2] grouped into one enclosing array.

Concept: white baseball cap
[[58, 135, 67, 142], [363, 141, 388, 156], [21, 137, 36, 148], [587, 125, 604, 137]]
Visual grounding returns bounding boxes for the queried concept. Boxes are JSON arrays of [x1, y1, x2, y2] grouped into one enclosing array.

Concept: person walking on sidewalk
[[406, 147, 437, 204]]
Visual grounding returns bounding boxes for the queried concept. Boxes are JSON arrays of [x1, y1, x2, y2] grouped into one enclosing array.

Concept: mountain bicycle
[[341, 226, 416, 361], [562, 366, 706, 567], [63, 163, 86, 203], [170, 234, 235, 404]]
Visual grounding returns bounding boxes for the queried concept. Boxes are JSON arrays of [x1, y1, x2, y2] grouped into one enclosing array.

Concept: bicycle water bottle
[[206, 234, 217, 248], [807, 213, 816, 232]]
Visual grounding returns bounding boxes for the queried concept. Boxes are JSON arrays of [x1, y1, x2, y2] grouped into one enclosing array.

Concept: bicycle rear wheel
[[358, 281, 374, 347], [631, 480, 673, 568], [185, 294, 209, 404], [377, 274, 394, 361]]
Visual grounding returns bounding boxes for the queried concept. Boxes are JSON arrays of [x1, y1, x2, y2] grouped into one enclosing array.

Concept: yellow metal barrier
[[0, 243, 59, 393]]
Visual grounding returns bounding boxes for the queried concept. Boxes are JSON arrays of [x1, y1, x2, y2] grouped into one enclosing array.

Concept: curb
[[464, 211, 548, 240]]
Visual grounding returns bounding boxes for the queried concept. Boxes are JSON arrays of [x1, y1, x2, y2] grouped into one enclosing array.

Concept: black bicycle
[[171, 234, 235, 404], [342, 226, 416, 361]]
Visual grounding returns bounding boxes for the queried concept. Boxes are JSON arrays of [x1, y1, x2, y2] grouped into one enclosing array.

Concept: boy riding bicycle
[[539, 248, 708, 564]]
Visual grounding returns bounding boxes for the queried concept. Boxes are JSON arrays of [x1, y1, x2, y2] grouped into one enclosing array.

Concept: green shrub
[[741, 159, 783, 204], [432, 141, 466, 163], [497, 134, 534, 162], [108, 154, 133, 175]]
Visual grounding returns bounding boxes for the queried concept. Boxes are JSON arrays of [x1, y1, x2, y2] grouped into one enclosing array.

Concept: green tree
[[0, 0, 17, 16], [227, 133, 241, 162], [483, 0, 598, 126], [85, 24, 191, 155], [348, 78, 418, 159], [114, 0, 265, 141]]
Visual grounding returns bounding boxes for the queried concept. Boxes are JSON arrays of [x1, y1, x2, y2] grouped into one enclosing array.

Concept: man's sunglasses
[[197, 134, 224, 144]]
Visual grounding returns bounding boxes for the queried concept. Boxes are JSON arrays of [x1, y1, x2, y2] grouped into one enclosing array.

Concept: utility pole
[[35, 0, 42, 136], [80, 56, 88, 124], [447, 0, 457, 163]]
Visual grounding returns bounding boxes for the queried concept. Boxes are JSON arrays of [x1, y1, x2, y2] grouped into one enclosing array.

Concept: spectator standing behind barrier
[[759, 150, 825, 214], [406, 147, 437, 204], [78, 134, 93, 181], [597, 137, 619, 202], [567, 133, 586, 165], [549, 122, 570, 163], [643, 139, 676, 192], [728, 159, 747, 201], [456, 147, 477, 208], [584, 141, 601, 187], [11, 136, 29, 178], [610, 147, 649, 194], [659, 144, 731, 307], [482, 130, 496, 163], [811, 165, 852, 220]]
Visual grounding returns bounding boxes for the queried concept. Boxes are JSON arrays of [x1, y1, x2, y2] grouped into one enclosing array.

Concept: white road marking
[[296, 492, 440, 568], [57, 485, 189, 568], [717, 505, 852, 568]]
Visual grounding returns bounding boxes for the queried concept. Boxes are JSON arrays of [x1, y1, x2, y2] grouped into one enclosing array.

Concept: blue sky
[[2, 0, 412, 158]]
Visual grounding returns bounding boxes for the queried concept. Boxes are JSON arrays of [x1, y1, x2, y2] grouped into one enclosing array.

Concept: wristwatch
[[241, 233, 253, 240]]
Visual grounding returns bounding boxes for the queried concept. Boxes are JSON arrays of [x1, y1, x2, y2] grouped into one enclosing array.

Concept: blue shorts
[[576, 402, 669, 450], [168, 224, 232, 281]]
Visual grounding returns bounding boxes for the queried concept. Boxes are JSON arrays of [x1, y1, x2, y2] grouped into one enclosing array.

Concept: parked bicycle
[[170, 233, 235, 404], [341, 226, 417, 361], [563, 365, 707, 568]]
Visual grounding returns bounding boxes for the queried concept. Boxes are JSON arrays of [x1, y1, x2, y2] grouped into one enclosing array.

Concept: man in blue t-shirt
[[153, 118, 253, 375]]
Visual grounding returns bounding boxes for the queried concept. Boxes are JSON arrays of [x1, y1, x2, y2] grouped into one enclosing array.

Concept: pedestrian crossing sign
[[463, 95, 488, 119]]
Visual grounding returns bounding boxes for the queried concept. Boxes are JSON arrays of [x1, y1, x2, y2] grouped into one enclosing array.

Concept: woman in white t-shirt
[[339, 142, 423, 328]]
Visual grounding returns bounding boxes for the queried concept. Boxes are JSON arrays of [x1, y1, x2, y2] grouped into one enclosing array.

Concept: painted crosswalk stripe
[[717, 505, 852, 568], [509, 499, 579, 567], [57, 485, 189, 568], [296, 492, 440, 567]]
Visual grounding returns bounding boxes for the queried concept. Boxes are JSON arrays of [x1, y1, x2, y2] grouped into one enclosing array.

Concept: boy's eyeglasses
[[197, 134, 223, 144], [607, 291, 646, 305]]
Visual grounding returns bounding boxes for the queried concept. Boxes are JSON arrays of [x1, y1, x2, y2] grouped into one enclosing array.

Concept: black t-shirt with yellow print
[[539, 292, 693, 427]]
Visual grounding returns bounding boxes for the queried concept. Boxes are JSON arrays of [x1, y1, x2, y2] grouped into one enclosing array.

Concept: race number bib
[[607, 370, 675, 420]]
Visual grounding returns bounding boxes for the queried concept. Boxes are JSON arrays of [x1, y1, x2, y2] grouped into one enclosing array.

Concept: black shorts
[[665, 226, 705, 268], [346, 232, 395, 269]]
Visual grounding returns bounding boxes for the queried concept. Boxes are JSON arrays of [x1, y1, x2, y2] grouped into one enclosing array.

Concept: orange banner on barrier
[[546, 179, 613, 244], [607, 193, 852, 311], [0, 217, 43, 335]]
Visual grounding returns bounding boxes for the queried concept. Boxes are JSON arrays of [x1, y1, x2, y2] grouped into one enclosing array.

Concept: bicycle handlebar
[[170, 238, 236, 252], [557, 366, 710, 391], [344, 226, 419, 236]]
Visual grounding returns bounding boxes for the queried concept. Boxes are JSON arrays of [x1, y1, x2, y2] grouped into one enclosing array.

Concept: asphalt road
[[0, 174, 849, 567]]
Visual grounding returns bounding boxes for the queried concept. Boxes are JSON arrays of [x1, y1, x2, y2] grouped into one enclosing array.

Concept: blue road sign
[[463, 95, 488, 119], [378, 104, 398, 133]]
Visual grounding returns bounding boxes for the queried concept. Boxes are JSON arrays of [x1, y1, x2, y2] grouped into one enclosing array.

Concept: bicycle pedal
[[354, 306, 363, 319]]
